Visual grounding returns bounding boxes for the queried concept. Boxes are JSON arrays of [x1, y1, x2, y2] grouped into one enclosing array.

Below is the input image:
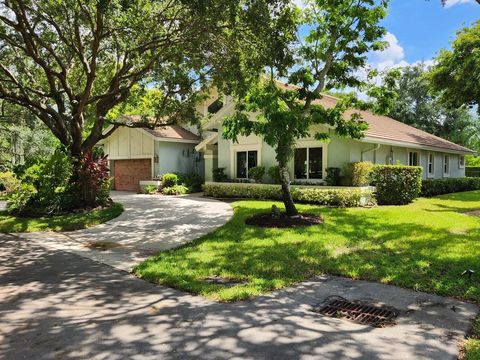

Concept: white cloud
[[444, 0, 475, 8]]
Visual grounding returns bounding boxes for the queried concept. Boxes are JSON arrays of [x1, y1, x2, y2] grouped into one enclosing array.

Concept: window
[[294, 147, 323, 180], [428, 153, 435, 176], [443, 154, 450, 176], [408, 151, 419, 166], [459, 155, 465, 169], [236, 150, 257, 178]]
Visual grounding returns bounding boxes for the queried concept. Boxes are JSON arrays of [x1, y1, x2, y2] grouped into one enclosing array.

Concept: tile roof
[[117, 115, 200, 142], [276, 81, 474, 154]]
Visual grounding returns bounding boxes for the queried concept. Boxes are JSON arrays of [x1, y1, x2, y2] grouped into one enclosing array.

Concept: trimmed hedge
[[371, 165, 423, 205], [466, 167, 480, 178], [203, 183, 375, 207], [421, 177, 480, 197], [344, 162, 373, 186]]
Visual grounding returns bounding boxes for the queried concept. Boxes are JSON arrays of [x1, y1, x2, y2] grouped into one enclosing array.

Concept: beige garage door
[[113, 159, 152, 191]]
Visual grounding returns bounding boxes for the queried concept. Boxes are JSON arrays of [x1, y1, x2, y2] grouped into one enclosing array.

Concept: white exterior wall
[[103, 127, 154, 160]]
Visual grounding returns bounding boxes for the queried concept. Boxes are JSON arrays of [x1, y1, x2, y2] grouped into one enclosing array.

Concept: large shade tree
[[428, 20, 480, 114], [0, 0, 296, 205], [223, 0, 394, 216]]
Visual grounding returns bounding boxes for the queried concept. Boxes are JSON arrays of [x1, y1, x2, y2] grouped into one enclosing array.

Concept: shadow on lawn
[[0, 234, 466, 360]]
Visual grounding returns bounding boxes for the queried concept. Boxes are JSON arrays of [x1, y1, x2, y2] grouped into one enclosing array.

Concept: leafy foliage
[[325, 167, 342, 186], [371, 165, 423, 205], [176, 172, 204, 193], [421, 178, 480, 197], [162, 185, 188, 195], [212, 168, 228, 182], [76, 152, 111, 207], [161, 173, 178, 188], [428, 20, 480, 113], [248, 166, 266, 183], [0, 171, 21, 195], [203, 183, 375, 207], [344, 162, 374, 186], [141, 185, 158, 194], [387, 63, 480, 152], [267, 165, 282, 184], [223, 0, 393, 216]]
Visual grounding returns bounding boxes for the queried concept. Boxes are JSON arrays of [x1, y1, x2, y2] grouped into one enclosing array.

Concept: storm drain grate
[[314, 296, 398, 328]]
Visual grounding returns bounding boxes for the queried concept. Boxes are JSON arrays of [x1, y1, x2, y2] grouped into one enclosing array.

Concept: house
[[100, 116, 202, 191], [195, 82, 474, 183]]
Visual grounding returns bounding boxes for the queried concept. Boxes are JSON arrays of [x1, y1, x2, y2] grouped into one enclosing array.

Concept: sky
[[370, 0, 480, 69]]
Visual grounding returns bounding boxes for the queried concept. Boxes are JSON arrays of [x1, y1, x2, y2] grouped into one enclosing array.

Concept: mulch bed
[[465, 210, 480, 217], [245, 212, 323, 228]]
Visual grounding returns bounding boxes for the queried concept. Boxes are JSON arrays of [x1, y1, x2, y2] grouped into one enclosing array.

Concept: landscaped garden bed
[[0, 202, 123, 233]]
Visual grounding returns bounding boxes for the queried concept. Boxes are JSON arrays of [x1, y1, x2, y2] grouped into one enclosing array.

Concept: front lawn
[[0, 203, 123, 233], [134, 191, 480, 303]]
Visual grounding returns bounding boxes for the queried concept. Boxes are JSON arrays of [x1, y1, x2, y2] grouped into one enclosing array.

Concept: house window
[[428, 153, 435, 176], [459, 155, 465, 169], [294, 147, 323, 180], [236, 150, 257, 178], [443, 154, 450, 176], [408, 151, 419, 166]]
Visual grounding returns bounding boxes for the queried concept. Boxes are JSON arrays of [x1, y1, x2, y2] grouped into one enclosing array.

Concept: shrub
[[6, 184, 37, 215], [162, 184, 188, 195], [77, 151, 111, 207], [162, 173, 178, 187], [0, 171, 21, 195], [370, 165, 423, 205], [344, 162, 373, 186], [249, 166, 266, 183], [141, 185, 158, 194], [325, 167, 341, 186], [421, 177, 480, 197], [202, 183, 375, 207], [267, 165, 281, 184], [466, 167, 480, 178], [177, 172, 204, 193], [212, 167, 227, 182]]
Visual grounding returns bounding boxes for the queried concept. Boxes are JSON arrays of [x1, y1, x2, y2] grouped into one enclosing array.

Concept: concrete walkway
[[0, 234, 477, 360], [18, 191, 233, 271]]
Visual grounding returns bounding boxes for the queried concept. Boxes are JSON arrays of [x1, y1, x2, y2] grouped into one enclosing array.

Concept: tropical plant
[[248, 166, 266, 183]]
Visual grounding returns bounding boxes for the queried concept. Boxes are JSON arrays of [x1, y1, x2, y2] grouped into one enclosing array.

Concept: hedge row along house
[[100, 83, 474, 190]]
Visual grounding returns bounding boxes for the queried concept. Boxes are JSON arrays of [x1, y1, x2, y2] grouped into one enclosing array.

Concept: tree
[[223, 0, 392, 217], [428, 20, 480, 113], [0, 0, 296, 206], [388, 63, 480, 150]]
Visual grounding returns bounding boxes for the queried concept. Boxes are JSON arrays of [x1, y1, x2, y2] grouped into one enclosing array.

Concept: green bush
[[371, 165, 423, 205], [162, 184, 188, 195], [344, 162, 373, 186], [212, 168, 228, 182], [162, 173, 178, 187], [248, 166, 266, 183], [421, 177, 480, 197], [6, 184, 37, 215], [325, 167, 341, 186], [141, 185, 158, 194], [177, 172, 204, 192], [466, 167, 480, 178], [202, 183, 375, 207], [0, 171, 21, 195], [267, 165, 281, 184]]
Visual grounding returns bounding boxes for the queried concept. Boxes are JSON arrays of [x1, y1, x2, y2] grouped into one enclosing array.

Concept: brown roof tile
[[277, 81, 473, 154]]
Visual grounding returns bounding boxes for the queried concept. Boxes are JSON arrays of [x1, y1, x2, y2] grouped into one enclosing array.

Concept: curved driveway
[[18, 191, 233, 271]]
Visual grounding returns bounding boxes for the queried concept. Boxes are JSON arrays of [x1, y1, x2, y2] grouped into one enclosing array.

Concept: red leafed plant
[[77, 151, 111, 207]]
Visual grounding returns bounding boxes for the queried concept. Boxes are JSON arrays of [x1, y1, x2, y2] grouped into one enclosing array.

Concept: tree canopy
[[223, 0, 393, 216], [428, 20, 480, 113], [0, 0, 297, 159]]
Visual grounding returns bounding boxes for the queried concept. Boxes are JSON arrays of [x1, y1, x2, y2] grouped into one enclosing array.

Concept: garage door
[[113, 159, 152, 191]]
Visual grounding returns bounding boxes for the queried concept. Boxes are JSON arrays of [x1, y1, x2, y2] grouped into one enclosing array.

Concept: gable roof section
[[102, 115, 201, 143], [212, 80, 472, 154]]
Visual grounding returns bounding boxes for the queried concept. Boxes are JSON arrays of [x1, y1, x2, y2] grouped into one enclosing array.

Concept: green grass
[[464, 318, 480, 360], [134, 191, 480, 302], [0, 203, 123, 233]]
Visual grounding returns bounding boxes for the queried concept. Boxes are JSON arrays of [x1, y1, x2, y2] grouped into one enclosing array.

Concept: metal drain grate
[[314, 296, 398, 327]]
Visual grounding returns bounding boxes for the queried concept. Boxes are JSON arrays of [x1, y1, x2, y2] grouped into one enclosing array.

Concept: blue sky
[[370, 0, 480, 68]]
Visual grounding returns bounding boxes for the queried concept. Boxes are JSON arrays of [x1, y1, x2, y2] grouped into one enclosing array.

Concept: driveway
[[18, 191, 233, 271], [1, 233, 477, 360]]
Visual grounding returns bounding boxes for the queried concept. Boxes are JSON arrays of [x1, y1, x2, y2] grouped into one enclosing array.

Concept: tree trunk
[[278, 160, 298, 217]]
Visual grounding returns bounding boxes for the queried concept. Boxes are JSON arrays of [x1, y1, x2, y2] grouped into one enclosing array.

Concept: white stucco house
[[100, 83, 474, 190]]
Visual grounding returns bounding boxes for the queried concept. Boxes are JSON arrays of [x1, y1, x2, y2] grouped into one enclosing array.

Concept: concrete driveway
[[19, 191, 233, 271], [1, 234, 477, 360]]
